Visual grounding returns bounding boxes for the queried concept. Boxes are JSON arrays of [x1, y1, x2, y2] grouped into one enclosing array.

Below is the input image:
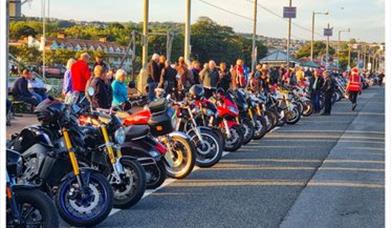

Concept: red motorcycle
[[206, 89, 243, 152], [120, 98, 196, 179]]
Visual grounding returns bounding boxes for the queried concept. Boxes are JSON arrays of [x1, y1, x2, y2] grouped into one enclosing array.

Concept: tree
[[295, 41, 335, 59], [10, 44, 42, 65]]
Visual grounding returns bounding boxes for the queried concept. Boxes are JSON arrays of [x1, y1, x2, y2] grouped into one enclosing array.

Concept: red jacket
[[347, 73, 361, 92], [71, 60, 91, 92]]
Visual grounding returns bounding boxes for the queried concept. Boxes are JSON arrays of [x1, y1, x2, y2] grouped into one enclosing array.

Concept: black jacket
[[12, 77, 32, 99], [309, 76, 324, 94], [322, 77, 335, 94], [90, 77, 112, 109], [217, 70, 231, 91], [147, 60, 161, 83]]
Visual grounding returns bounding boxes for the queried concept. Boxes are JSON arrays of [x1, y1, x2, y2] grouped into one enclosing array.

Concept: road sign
[[324, 28, 333, 37], [283, 7, 296, 18]]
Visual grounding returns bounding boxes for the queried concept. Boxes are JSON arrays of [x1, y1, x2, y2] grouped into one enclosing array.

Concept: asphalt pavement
[[60, 86, 384, 228]]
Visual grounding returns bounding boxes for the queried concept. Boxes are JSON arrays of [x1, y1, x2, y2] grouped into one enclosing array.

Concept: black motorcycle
[[6, 149, 59, 228], [8, 98, 113, 227]]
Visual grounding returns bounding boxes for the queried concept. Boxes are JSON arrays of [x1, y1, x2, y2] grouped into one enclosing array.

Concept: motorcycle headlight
[[114, 127, 126, 144], [228, 106, 238, 115], [149, 150, 160, 158]]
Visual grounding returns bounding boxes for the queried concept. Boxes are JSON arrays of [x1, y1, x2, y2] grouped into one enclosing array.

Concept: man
[[93, 52, 110, 72], [378, 71, 385, 86], [89, 65, 112, 109], [309, 69, 324, 113], [269, 66, 280, 85], [200, 60, 219, 98], [159, 60, 178, 96], [346, 67, 362, 111], [190, 60, 201, 85], [217, 62, 231, 92], [70, 52, 91, 103], [321, 70, 335, 115], [12, 69, 40, 106], [147, 53, 161, 101]]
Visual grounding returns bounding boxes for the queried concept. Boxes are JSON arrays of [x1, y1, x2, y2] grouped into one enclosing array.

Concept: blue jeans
[[30, 92, 43, 104], [311, 91, 321, 113], [148, 82, 157, 102]]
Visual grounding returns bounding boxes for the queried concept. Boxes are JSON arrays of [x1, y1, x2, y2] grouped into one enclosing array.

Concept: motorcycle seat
[[125, 125, 150, 140]]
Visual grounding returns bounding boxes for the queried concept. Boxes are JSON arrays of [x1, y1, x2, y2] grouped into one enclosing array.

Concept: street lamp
[[311, 11, 328, 61]]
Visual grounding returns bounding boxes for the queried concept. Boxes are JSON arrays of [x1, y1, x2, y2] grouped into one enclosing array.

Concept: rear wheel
[[145, 159, 167, 190]]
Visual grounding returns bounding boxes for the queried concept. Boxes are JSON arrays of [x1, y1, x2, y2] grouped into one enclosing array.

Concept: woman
[[63, 58, 75, 104], [346, 67, 362, 111], [112, 69, 131, 110], [89, 65, 112, 109]]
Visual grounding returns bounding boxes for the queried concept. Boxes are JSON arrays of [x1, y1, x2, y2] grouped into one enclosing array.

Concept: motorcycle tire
[[302, 100, 313, 117], [224, 125, 243, 152], [112, 158, 147, 209], [189, 128, 223, 168], [164, 135, 196, 179], [55, 170, 113, 227], [275, 109, 286, 127], [146, 159, 167, 190], [286, 107, 301, 125], [240, 118, 255, 145], [8, 189, 59, 228], [253, 115, 268, 140], [265, 110, 278, 129]]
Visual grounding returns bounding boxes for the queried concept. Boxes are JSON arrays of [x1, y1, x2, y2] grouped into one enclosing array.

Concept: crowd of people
[[9, 51, 383, 117]]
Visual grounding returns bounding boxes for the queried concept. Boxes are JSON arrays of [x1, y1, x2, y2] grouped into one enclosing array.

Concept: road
[[94, 86, 384, 228], [14, 86, 372, 227]]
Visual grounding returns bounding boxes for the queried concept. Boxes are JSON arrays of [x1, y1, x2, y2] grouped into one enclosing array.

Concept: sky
[[22, 0, 385, 43]]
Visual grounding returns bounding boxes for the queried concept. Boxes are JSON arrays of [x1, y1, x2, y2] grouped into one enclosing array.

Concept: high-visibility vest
[[347, 74, 361, 92]]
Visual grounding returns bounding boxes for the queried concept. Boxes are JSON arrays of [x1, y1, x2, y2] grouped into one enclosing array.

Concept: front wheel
[[223, 125, 243, 152], [253, 115, 267, 140], [240, 118, 255, 145], [286, 107, 301, 125], [111, 158, 146, 209], [302, 100, 313, 117], [55, 170, 113, 227], [7, 189, 59, 228], [163, 135, 196, 179], [190, 128, 223, 168]]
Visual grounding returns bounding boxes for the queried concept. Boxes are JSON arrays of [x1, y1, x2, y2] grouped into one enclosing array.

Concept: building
[[26, 34, 134, 71]]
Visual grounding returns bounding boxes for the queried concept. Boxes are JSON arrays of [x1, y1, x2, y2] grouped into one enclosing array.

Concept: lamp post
[[337, 28, 350, 69], [184, 0, 191, 64], [311, 11, 328, 61], [141, 0, 149, 69]]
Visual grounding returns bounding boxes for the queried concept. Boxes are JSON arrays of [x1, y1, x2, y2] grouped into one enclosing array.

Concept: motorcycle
[[6, 149, 59, 228], [8, 98, 113, 227], [233, 89, 255, 144], [173, 92, 223, 168], [77, 101, 147, 208], [121, 97, 196, 179], [208, 89, 243, 152]]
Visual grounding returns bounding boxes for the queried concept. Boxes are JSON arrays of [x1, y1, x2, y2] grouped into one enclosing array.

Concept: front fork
[[62, 128, 83, 187], [223, 119, 232, 138], [188, 107, 205, 144], [100, 126, 124, 179]]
